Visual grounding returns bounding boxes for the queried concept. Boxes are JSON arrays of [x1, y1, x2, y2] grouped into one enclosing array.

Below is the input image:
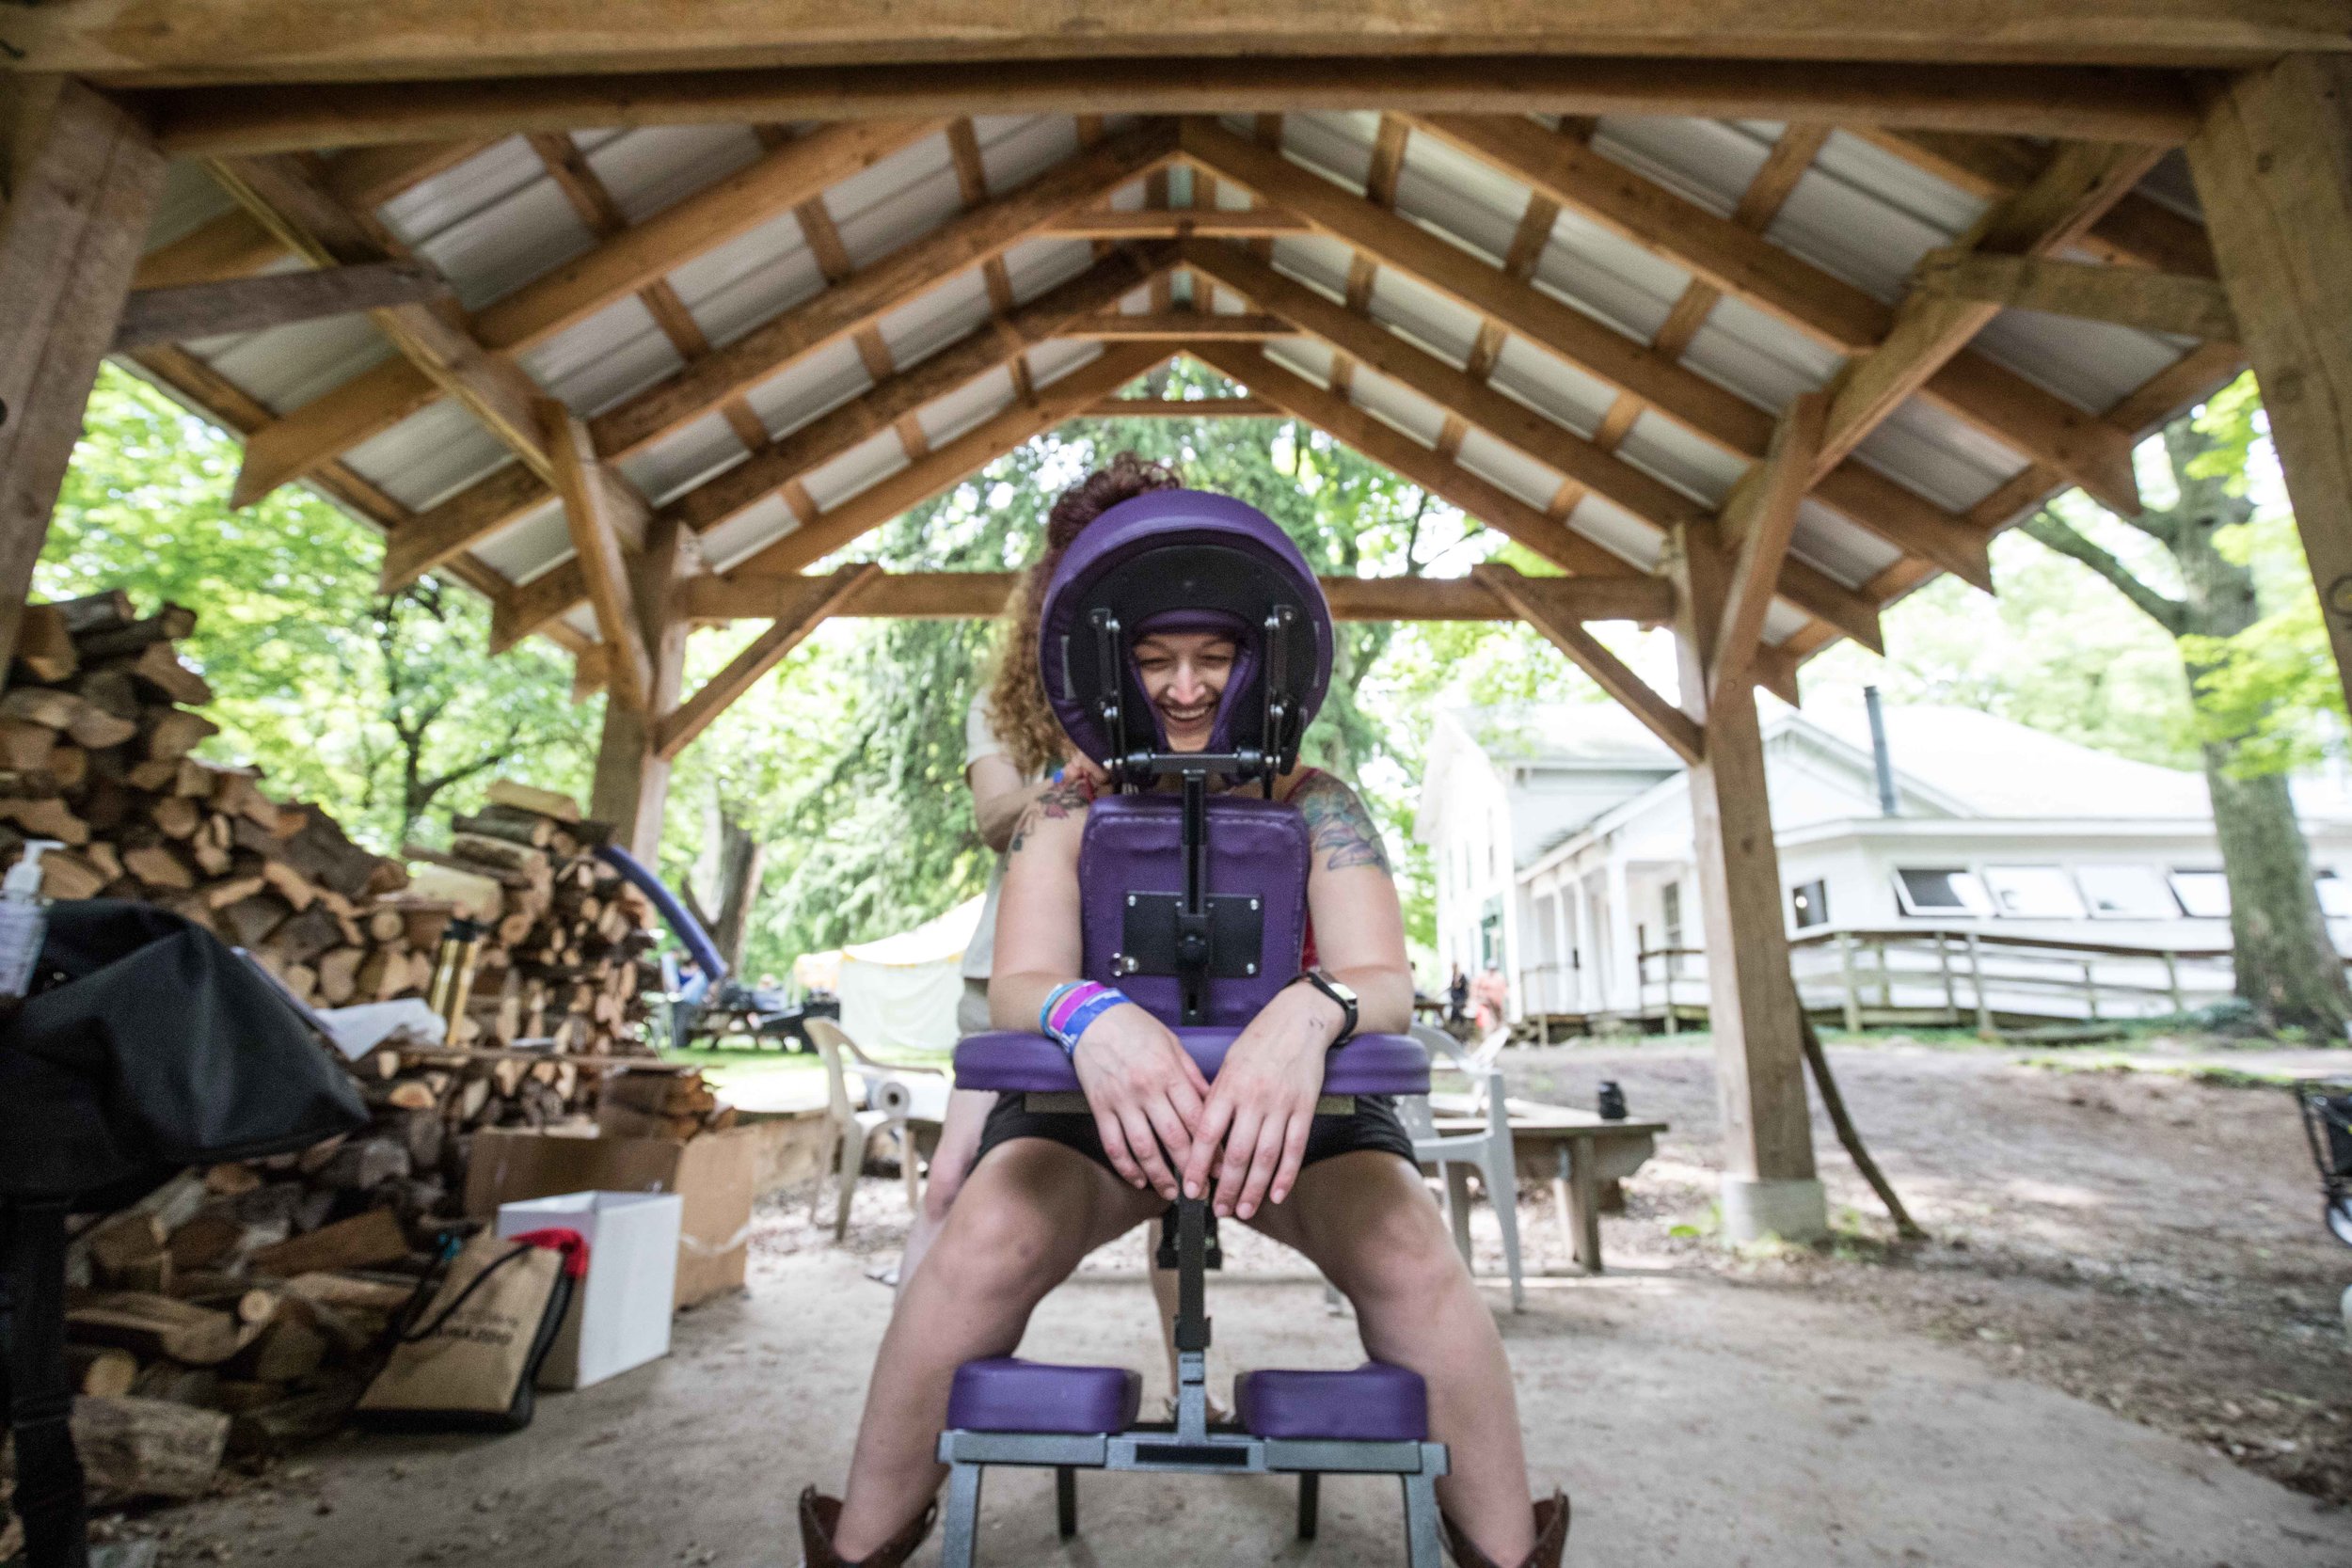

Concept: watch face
[[1326, 976, 1358, 1005]]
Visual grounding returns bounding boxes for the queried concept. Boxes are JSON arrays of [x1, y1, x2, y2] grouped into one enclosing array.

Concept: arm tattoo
[[1294, 775, 1390, 873], [1007, 780, 1091, 854]]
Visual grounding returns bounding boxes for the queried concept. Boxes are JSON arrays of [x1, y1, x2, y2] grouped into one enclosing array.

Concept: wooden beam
[[2188, 55, 2352, 717], [1910, 247, 2238, 341], [0, 80, 166, 672], [207, 152, 558, 497], [542, 400, 651, 711], [723, 344, 1168, 579], [1713, 394, 1827, 698], [1810, 140, 2166, 485], [223, 118, 944, 507], [122, 55, 2215, 158], [1407, 112, 2146, 515], [1473, 563, 1703, 765], [1180, 128, 1992, 585], [110, 258, 451, 348], [1181, 247, 1883, 650], [1851, 128, 2217, 278], [656, 564, 879, 758], [1070, 311, 1291, 341], [663, 245, 1172, 537], [131, 138, 486, 291], [1045, 210, 1311, 239], [681, 566, 1675, 624], [588, 119, 1179, 460], [377, 465, 548, 594], [588, 515, 691, 861], [1183, 342, 1636, 581], [1086, 396, 1278, 417]]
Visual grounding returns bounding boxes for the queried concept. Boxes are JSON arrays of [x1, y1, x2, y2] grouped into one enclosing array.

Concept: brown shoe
[[797, 1488, 938, 1568], [1441, 1490, 1569, 1568]]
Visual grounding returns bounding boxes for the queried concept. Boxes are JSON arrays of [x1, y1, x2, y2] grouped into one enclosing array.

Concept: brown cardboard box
[[463, 1127, 757, 1307]]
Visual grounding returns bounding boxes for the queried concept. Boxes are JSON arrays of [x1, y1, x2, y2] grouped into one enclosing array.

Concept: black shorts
[[975, 1089, 1417, 1177]]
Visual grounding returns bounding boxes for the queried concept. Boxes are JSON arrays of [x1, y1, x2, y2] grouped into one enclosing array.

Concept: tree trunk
[[2202, 757, 2350, 1029], [709, 814, 765, 975]]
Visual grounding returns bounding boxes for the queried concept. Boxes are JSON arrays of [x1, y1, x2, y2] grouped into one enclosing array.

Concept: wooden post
[[2164, 949, 2185, 1015], [0, 79, 165, 673], [1836, 930, 1862, 1032], [2083, 958, 2101, 1021], [588, 515, 688, 862], [1967, 930, 1994, 1037], [1667, 522, 1823, 1243], [2187, 56, 2352, 714], [1937, 933, 1959, 1024]]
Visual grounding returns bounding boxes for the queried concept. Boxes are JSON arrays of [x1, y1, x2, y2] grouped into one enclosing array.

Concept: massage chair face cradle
[[943, 491, 1444, 1565]]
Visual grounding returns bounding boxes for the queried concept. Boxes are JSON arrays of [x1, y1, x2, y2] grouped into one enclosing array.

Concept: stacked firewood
[[0, 592, 433, 1008], [404, 778, 665, 1061]]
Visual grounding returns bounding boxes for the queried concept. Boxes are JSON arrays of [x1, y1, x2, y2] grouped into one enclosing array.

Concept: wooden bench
[[1427, 1098, 1665, 1275]]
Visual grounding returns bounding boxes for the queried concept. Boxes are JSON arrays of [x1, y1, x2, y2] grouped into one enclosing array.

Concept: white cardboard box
[[496, 1190, 682, 1389]]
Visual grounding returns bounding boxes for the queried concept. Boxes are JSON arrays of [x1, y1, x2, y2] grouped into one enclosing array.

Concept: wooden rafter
[[541, 401, 652, 710], [1074, 312, 1291, 340], [225, 118, 942, 508], [1712, 395, 1828, 699], [121, 55, 2213, 159], [1178, 122, 1987, 589], [1810, 140, 2167, 484], [654, 564, 881, 758], [1473, 564, 1704, 765], [677, 566, 1674, 625], [111, 260, 451, 349], [132, 138, 488, 291], [1910, 249, 2237, 341], [206, 152, 558, 494], [660, 245, 1174, 538], [1180, 250, 1883, 651], [1406, 113, 2145, 515], [585, 119, 1180, 460]]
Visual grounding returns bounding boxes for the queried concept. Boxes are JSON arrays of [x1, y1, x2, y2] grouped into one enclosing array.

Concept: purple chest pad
[[1076, 792, 1307, 1028]]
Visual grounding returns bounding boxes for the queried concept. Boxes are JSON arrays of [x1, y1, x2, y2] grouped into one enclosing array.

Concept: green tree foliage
[[37, 367, 591, 849]]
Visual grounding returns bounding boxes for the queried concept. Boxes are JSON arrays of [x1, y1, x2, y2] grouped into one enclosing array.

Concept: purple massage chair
[[941, 491, 1446, 1565]]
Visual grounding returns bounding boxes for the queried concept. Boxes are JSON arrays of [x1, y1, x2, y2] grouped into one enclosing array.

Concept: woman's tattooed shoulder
[[1293, 773, 1389, 872], [1007, 780, 1091, 854]]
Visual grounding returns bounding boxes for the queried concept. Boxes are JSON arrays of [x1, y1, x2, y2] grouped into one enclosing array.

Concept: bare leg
[[832, 1139, 1164, 1560], [1245, 1150, 1536, 1565], [896, 1087, 994, 1297]]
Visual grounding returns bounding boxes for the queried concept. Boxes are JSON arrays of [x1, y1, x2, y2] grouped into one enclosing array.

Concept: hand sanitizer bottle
[[0, 839, 64, 999]]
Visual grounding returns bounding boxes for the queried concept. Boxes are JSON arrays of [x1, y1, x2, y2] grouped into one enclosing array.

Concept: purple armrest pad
[[954, 1029, 1429, 1096], [946, 1357, 1143, 1435], [1234, 1363, 1429, 1442]]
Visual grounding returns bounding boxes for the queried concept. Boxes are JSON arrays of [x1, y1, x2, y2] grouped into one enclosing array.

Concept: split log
[[14, 603, 78, 682], [72, 1395, 229, 1501], [486, 779, 579, 821], [68, 1294, 246, 1366], [72, 603, 198, 662], [66, 1345, 140, 1399], [247, 1207, 410, 1278]]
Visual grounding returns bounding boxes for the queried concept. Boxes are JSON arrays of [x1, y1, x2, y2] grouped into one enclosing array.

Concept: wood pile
[[0, 592, 432, 1011]]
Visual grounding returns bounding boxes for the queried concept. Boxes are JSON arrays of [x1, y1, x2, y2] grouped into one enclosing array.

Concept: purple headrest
[[1037, 489, 1333, 767]]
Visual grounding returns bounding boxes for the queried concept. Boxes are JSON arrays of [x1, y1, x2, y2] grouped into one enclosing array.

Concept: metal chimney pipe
[[1864, 686, 1899, 816]]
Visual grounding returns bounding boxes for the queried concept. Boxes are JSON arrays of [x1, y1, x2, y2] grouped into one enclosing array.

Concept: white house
[[1416, 702, 2352, 1025]]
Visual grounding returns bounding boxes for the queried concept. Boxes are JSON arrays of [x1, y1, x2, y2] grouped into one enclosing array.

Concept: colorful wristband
[[1055, 991, 1129, 1055], [1042, 980, 1107, 1037]]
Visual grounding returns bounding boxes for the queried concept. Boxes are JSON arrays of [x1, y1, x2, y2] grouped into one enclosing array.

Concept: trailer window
[[2169, 869, 2231, 919], [1893, 867, 1991, 917], [2074, 864, 2177, 919], [1980, 865, 2087, 919]]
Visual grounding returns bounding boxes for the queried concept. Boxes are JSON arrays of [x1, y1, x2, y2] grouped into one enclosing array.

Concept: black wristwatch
[[1291, 968, 1358, 1045]]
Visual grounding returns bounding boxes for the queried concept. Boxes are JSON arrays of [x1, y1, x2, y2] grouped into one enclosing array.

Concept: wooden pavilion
[[6, 5, 2349, 1240]]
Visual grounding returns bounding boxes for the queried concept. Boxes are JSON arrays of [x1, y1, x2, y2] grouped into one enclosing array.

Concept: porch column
[[589, 515, 690, 862], [2187, 55, 2352, 712], [0, 79, 165, 672], [1603, 848, 1635, 1012], [1669, 524, 1825, 1243]]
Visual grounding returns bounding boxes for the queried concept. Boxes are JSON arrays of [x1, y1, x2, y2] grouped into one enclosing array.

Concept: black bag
[[1, 901, 368, 1568]]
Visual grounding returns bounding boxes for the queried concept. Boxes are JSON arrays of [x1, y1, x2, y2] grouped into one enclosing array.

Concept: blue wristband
[[1038, 980, 1085, 1037], [1055, 991, 1129, 1055]]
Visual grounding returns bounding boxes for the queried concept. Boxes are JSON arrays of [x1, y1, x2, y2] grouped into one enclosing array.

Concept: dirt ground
[[86, 1035, 2352, 1565]]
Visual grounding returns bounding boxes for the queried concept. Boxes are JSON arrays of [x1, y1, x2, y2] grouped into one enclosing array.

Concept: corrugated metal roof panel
[[1970, 308, 2189, 417], [342, 398, 507, 511], [150, 162, 238, 250], [618, 409, 745, 507], [1453, 427, 1565, 513], [701, 493, 800, 575], [583, 124, 765, 226], [468, 496, 570, 579], [1591, 117, 1772, 223], [803, 427, 912, 513]]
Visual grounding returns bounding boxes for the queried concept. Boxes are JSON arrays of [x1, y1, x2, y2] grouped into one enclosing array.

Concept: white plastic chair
[[804, 1018, 896, 1240], [805, 1017, 947, 1226], [1402, 1023, 1524, 1312]]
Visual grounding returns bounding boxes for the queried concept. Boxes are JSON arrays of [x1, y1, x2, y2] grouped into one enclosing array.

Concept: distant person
[[1448, 962, 1470, 1026]]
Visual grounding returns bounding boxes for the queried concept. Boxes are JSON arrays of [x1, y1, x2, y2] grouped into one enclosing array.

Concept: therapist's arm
[[969, 753, 1049, 853]]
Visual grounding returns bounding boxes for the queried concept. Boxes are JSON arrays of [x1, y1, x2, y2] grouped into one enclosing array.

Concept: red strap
[[508, 1227, 592, 1278]]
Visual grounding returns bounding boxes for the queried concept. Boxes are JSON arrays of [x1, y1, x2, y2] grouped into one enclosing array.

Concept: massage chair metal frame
[[939, 493, 1445, 1566]]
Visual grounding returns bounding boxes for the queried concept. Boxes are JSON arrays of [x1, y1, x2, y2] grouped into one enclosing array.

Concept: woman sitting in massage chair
[[798, 460, 1566, 1568]]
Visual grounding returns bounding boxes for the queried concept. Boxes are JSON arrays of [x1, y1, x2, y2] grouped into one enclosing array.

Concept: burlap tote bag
[[358, 1227, 586, 1432]]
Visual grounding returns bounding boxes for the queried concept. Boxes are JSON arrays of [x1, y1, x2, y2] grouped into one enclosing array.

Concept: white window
[[2074, 864, 2179, 920], [2169, 868, 2232, 919], [1789, 879, 1830, 929], [1892, 867, 1993, 918], [1980, 864, 2088, 919], [2319, 870, 2350, 920]]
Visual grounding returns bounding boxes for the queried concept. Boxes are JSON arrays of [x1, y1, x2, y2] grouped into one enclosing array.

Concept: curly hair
[[983, 451, 1183, 777]]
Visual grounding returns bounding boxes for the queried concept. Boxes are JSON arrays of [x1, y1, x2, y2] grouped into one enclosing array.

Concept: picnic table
[[1427, 1095, 1666, 1275]]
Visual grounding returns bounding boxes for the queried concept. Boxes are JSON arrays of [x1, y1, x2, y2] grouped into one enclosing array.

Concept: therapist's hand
[[1072, 1005, 1209, 1200]]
